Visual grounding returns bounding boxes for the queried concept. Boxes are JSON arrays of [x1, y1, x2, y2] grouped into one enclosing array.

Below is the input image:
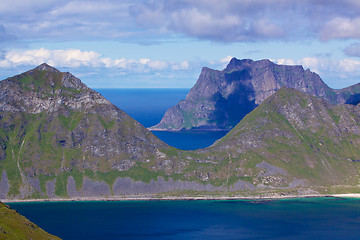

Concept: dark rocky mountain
[[150, 58, 360, 130], [0, 64, 360, 200]]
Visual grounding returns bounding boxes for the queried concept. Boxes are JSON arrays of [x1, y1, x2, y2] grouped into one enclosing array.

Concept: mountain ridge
[[0, 64, 360, 200]]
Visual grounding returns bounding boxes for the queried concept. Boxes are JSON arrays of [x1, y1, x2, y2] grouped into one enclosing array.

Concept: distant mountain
[[0, 201, 60, 239], [150, 58, 360, 130]]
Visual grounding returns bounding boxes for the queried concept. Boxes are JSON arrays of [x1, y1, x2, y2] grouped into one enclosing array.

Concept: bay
[[96, 89, 228, 150], [8, 198, 360, 240]]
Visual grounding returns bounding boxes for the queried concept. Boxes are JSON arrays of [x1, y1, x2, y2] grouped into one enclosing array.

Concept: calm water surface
[[8, 198, 360, 240], [96, 89, 228, 150]]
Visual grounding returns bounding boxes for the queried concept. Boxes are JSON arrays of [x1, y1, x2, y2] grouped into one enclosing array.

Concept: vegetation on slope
[[0, 202, 60, 239]]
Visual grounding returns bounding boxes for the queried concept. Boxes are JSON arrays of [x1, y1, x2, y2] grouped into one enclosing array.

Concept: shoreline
[[3, 193, 360, 203]]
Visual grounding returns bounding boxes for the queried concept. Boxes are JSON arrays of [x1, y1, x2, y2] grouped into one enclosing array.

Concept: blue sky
[[1, 0, 360, 89]]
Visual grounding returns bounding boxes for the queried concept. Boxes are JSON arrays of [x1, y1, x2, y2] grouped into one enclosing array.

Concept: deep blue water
[[8, 198, 360, 240], [96, 89, 228, 150]]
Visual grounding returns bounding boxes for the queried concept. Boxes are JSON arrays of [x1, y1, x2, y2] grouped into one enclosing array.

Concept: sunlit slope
[[0, 201, 60, 239], [208, 87, 360, 187]]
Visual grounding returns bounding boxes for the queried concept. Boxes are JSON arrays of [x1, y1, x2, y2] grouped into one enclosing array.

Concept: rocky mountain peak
[[224, 58, 253, 72], [34, 63, 60, 73], [0, 64, 109, 114]]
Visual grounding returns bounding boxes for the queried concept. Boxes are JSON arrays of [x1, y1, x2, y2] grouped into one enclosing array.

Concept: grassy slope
[[0, 202, 60, 239], [210, 88, 360, 190]]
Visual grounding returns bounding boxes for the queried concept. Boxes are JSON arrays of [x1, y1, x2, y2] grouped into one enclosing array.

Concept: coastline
[[3, 193, 360, 203]]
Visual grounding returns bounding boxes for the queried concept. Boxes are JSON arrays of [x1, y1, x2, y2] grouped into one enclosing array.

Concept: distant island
[[0, 61, 360, 202], [150, 58, 360, 131]]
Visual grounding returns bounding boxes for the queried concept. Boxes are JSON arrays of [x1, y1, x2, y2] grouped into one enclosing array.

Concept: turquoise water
[[96, 89, 228, 150], [8, 198, 360, 240]]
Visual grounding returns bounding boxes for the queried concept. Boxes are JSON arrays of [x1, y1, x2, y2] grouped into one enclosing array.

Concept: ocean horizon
[[96, 88, 229, 150]]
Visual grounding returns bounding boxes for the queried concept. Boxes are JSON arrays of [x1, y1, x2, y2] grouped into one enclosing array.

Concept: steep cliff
[[150, 58, 360, 130]]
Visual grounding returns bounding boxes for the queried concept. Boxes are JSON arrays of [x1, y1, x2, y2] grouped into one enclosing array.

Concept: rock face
[[150, 58, 360, 130]]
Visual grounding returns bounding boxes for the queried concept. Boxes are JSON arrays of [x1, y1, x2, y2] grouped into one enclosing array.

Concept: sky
[[1, 0, 360, 89]]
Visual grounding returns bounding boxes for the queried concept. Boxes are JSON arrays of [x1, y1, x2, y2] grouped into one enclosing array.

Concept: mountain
[[0, 201, 60, 239], [150, 58, 360, 130], [204, 87, 360, 190], [0, 63, 177, 199], [0, 64, 360, 200]]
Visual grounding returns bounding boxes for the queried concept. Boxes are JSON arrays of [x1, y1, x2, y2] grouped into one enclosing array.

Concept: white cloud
[[171, 61, 189, 70], [220, 56, 233, 63], [273, 57, 360, 88], [2, 0, 360, 43], [321, 17, 360, 40], [0, 48, 192, 73], [0, 48, 102, 68], [344, 42, 360, 57], [170, 8, 243, 40], [253, 19, 284, 38]]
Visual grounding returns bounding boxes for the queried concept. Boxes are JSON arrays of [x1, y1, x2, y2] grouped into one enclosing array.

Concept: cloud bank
[[0, 48, 190, 72], [2, 0, 360, 43]]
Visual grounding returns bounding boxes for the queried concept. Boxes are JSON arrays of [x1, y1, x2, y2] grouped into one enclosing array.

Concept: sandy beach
[[3, 193, 360, 203]]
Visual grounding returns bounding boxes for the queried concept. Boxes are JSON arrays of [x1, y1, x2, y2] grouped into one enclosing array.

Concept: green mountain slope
[[204, 87, 360, 192], [0, 201, 60, 239], [0, 64, 184, 199]]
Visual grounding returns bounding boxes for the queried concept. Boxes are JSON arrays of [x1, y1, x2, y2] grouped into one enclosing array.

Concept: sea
[[8, 198, 360, 239], [95, 88, 229, 150], [6, 89, 360, 239]]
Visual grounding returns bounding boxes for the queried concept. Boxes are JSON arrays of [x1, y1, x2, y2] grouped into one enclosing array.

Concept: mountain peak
[[34, 63, 60, 72], [225, 58, 253, 71], [0, 64, 109, 114]]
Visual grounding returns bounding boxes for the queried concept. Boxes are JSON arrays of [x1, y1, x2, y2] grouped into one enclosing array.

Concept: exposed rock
[[67, 176, 81, 198], [112, 176, 255, 195], [256, 161, 287, 177], [46, 179, 56, 198], [0, 171, 9, 199], [82, 178, 111, 197], [28, 176, 41, 193]]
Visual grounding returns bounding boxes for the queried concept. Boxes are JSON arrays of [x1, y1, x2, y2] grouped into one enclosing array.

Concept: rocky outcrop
[[151, 58, 360, 130]]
